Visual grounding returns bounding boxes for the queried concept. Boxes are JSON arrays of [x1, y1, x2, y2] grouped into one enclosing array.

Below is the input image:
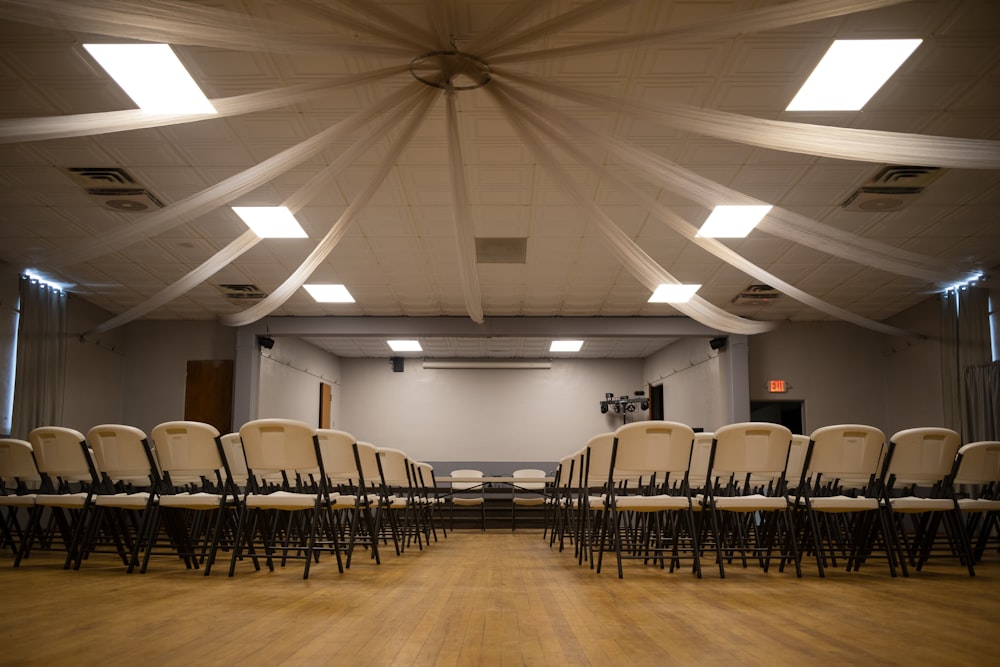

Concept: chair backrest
[[687, 432, 715, 488], [804, 424, 886, 489], [711, 422, 792, 476], [219, 432, 249, 486], [0, 438, 40, 488], [449, 468, 483, 491], [150, 420, 224, 482], [413, 461, 436, 489], [611, 420, 696, 479], [886, 427, 962, 486], [513, 468, 547, 491], [785, 434, 810, 487], [316, 429, 358, 484], [584, 432, 615, 487], [28, 426, 97, 484], [354, 441, 382, 491], [86, 424, 156, 485], [555, 453, 575, 489], [239, 419, 320, 478], [378, 448, 412, 487], [953, 441, 1000, 485]]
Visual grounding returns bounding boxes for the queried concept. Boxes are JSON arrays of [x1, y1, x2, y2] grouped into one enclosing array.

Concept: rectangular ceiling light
[[303, 284, 355, 303], [786, 39, 922, 111], [83, 43, 216, 114], [550, 340, 584, 352], [697, 205, 772, 238], [232, 206, 307, 238], [387, 340, 422, 352], [649, 284, 701, 303]]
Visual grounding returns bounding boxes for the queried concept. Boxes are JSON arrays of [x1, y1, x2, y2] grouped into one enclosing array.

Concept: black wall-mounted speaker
[[390, 356, 404, 372], [709, 337, 727, 350], [257, 336, 275, 350]]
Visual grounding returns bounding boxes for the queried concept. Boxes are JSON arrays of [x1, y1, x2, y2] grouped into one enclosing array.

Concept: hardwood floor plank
[[2, 530, 999, 666]]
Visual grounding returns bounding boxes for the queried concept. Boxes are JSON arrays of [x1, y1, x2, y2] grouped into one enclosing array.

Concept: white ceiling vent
[[90, 188, 165, 211], [476, 237, 527, 264], [62, 166, 164, 212], [217, 283, 267, 300], [731, 284, 780, 305], [842, 165, 945, 212]]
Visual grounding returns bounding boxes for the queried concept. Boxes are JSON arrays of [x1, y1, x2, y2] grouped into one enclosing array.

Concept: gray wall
[[257, 336, 342, 427], [338, 357, 643, 463]]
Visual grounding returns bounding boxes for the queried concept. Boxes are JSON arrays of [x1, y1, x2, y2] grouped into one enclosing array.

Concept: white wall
[[338, 358, 643, 463], [748, 322, 888, 434], [62, 295, 127, 433], [120, 319, 235, 434], [883, 297, 946, 435], [257, 336, 342, 427], [643, 336, 747, 431]]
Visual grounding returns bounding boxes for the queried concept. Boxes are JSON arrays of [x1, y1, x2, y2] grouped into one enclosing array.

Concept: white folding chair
[[0, 438, 41, 556]]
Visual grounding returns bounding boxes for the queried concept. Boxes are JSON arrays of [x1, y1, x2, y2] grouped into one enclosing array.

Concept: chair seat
[[452, 497, 484, 506], [34, 492, 90, 508], [957, 498, 1000, 512], [615, 494, 692, 511], [513, 496, 545, 506], [245, 490, 321, 510], [94, 492, 152, 508], [0, 494, 37, 507], [808, 495, 879, 512], [331, 494, 358, 507], [159, 492, 226, 509], [889, 497, 956, 513], [714, 494, 788, 511]]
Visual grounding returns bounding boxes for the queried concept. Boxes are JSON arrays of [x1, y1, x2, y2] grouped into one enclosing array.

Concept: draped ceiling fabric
[[1, 0, 997, 337]]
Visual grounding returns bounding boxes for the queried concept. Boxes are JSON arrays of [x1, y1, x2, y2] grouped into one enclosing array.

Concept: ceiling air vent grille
[[62, 166, 165, 212], [217, 284, 268, 300], [732, 284, 780, 306], [842, 165, 945, 212]]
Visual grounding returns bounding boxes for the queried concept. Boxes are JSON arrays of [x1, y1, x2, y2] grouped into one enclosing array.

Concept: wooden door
[[184, 359, 234, 434]]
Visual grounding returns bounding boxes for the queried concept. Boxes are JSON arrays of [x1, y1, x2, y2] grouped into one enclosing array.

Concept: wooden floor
[[2, 531, 999, 666]]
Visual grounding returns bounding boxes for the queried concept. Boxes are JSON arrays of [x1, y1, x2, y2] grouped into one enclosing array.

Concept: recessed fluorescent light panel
[[83, 43, 216, 114], [232, 206, 307, 238], [303, 284, 355, 303], [697, 205, 772, 238], [649, 284, 701, 303], [550, 340, 584, 352], [786, 39, 922, 111], [387, 340, 423, 352]]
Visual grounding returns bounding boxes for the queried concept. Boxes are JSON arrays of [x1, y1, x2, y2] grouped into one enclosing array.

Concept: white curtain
[[964, 362, 1000, 442], [941, 286, 992, 441], [11, 276, 67, 438]]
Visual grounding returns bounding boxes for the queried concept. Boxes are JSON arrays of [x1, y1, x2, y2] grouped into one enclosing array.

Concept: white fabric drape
[[492, 81, 915, 336], [498, 72, 978, 284], [85, 83, 427, 335], [37, 84, 421, 268], [83, 231, 262, 338], [0, 66, 407, 144], [502, 69, 1000, 172], [220, 87, 438, 327], [489, 0, 912, 63], [0, 0, 413, 57], [445, 92, 485, 324], [11, 276, 66, 438], [488, 84, 776, 336]]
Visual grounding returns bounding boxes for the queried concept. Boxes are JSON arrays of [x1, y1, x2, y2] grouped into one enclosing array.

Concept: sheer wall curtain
[[965, 362, 1000, 441], [941, 286, 992, 442], [11, 275, 67, 438]]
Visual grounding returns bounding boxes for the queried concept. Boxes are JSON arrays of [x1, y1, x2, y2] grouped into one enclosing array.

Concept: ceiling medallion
[[409, 50, 492, 91]]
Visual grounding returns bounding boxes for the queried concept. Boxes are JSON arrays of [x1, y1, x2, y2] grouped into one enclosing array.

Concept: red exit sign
[[768, 379, 788, 393]]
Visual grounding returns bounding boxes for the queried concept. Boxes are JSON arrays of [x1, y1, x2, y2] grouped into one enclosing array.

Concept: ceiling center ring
[[409, 50, 492, 91]]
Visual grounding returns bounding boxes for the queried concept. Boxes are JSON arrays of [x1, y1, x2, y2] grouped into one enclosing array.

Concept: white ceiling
[[0, 0, 998, 359]]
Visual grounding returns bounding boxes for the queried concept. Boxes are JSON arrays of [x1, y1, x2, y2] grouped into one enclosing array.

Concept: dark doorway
[[649, 384, 663, 420], [750, 400, 804, 434]]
